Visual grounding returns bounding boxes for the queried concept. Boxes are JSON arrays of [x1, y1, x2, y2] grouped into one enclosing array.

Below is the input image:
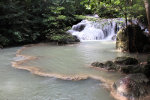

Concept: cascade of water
[[68, 18, 125, 41]]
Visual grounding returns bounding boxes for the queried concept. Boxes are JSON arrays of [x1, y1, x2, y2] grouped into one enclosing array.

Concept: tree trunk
[[143, 0, 150, 33]]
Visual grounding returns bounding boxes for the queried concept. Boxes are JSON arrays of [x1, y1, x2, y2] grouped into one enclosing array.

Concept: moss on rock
[[47, 34, 80, 44], [116, 25, 150, 53], [114, 56, 138, 65]]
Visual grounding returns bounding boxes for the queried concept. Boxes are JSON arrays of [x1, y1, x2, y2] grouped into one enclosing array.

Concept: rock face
[[113, 73, 149, 99], [116, 25, 150, 53]]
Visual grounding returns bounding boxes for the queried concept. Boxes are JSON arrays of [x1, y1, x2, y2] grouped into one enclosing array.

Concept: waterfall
[[68, 18, 125, 41]]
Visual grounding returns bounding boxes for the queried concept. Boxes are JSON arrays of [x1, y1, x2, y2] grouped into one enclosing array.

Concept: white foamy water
[[68, 18, 125, 41], [68, 18, 149, 41]]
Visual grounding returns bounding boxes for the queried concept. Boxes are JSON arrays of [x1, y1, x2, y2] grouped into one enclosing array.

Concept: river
[[0, 18, 147, 100]]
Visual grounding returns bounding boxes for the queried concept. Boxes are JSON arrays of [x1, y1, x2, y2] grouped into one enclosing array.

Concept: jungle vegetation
[[0, 0, 149, 47]]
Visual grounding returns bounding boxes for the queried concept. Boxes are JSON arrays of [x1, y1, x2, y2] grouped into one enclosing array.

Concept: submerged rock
[[113, 73, 149, 99], [114, 56, 138, 65]]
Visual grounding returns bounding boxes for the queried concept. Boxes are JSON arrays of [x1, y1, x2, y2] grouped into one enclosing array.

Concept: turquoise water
[[17, 41, 125, 81], [1, 41, 145, 100], [0, 45, 115, 100]]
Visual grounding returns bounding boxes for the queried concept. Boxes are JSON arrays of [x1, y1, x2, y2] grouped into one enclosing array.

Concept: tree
[[143, 0, 150, 33]]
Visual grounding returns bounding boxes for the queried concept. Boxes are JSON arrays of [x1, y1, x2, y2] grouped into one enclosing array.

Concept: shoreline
[[11, 43, 118, 99], [11, 43, 150, 100]]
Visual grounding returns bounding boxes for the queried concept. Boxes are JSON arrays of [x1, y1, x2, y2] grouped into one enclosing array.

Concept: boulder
[[91, 56, 139, 72], [120, 65, 142, 74], [104, 61, 116, 70], [116, 25, 150, 53], [91, 61, 117, 71], [114, 56, 138, 65], [48, 34, 80, 44], [72, 24, 85, 32], [91, 62, 104, 68], [142, 64, 150, 78], [147, 55, 150, 64], [141, 55, 150, 78], [113, 73, 149, 99]]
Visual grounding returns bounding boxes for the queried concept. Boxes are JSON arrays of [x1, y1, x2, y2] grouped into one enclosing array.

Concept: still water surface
[[0, 41, 145, 100]]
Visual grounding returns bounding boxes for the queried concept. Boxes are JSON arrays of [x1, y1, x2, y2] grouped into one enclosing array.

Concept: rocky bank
[[91, 56, 150, 100]]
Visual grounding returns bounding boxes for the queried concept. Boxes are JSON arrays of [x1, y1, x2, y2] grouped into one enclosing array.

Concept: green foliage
[[81, 0, 147, 22], [0, 0, 148, 47], [0, 0, 86, 47], [47, 34, 79, 44], [0, 0, 48, 46]]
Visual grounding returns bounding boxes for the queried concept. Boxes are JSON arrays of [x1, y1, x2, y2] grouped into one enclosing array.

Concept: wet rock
[[120, 65, 141, 74], [142, 64, 150, 78], [91, 62, 104, 68], [91, 56, 139, 72], [116, 25, 150, 53], [72, 24, 85, 32], [140, 56, 150, 78], [113, 73, 149, 99], [116, 28, 128, 51], [72, 36, 80, 42], [104, 61, 116, 70], [147, 55, 150, 64], [114, 56, 138, 65], [91, 56, 150, 75], [91, 61, 117, 71], [112, 35, 116, 40]]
